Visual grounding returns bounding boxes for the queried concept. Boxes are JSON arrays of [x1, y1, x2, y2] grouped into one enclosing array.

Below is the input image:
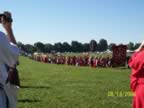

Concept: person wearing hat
[[0, 11, 19, 108]]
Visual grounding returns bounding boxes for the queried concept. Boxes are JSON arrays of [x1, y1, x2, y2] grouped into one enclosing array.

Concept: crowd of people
[[31, 53, 113, 68]]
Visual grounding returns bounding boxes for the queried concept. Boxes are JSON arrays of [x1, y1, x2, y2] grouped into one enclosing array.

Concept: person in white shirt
[[0, 12, 19, 108]]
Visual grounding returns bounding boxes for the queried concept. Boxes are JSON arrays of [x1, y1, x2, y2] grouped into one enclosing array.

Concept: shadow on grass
[[18, 99, 40, 103], [112, 67, 130, 70], [20, 85, 51, 89]]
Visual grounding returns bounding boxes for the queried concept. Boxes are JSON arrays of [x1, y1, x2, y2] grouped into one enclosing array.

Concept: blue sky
[[0, 0, 144, 45]]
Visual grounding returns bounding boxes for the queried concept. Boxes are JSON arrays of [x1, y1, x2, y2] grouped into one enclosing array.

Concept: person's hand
[[1, 11, 12, 32]]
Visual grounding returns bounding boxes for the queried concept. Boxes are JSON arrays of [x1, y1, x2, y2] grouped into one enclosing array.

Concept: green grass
[[61, 52, 112, 58], [18, 56, 132, 108]]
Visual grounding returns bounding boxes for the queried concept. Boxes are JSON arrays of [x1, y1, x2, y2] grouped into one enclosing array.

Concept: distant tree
[[24, 44, 36, 54], [54, 42, 63, 52], [108, 43, 116, 51], [83, 43, 90, 52], [20, 40, 140, 53], [71, 41, 83, 52], [98, 39, 108, 52], [127, 42, 134, 50], [89, 40, 97, 52], [62, 42, 71, 52], [44, 43, 53, 53], [134, 43, 141, 50], [17, 41, 25, 51], [34, 42, 45, 52], [78, 42, 84, 52]]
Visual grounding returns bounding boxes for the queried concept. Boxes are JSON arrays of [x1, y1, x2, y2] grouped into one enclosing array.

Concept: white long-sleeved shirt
[[0, 31, 19, 85]]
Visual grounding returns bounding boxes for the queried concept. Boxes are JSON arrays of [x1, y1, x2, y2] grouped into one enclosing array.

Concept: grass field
[[18, 56, 132, 108]]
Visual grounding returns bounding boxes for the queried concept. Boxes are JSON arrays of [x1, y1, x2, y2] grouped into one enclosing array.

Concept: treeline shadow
[[20, 85, 51, 89], [18, 99, 40, 103]]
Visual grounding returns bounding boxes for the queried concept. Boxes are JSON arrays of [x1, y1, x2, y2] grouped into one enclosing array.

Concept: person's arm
[[5, 27, 17, 45], [1, 11, 17, 45], [0, 12, 19, 67], [135, 41, 144, 52]]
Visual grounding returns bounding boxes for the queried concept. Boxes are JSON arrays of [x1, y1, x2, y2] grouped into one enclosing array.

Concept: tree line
[[17, 39, 140, 54]]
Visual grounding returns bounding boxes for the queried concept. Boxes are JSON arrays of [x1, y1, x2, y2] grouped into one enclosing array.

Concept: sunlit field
[[18, 56, 132, 108]]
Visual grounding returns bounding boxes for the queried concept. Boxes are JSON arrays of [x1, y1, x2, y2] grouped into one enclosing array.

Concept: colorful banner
[[112, 45, 127, 67]]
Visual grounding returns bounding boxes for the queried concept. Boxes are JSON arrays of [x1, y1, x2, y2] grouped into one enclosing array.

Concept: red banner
[[112, 45, 127, 67]]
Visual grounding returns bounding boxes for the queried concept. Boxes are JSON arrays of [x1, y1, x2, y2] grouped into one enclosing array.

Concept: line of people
[[31, 54, 113, 68]]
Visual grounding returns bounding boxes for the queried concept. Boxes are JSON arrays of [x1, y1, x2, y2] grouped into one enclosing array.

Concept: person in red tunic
[[128, 41, 144, 108]]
